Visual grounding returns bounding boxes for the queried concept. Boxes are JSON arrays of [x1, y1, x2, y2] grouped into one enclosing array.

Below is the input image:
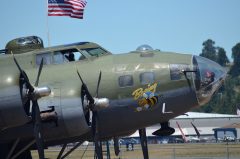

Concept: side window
[[53, 51, 65, 64], [119, 75, 133, 87], [36, 53, 52, 65], [63, 49, 85, 62], [140, 72, 155, 84], [53, 48, 86, 64], [170, 64, 190, 80]]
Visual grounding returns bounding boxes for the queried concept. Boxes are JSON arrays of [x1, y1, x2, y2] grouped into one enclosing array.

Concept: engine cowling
[[0, 71, 30, 130], [33, 83, 91, 142]]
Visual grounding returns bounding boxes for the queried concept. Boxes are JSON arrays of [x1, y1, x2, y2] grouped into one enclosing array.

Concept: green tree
[[229, 43, 240, 77], [216, 47, 229, 66], [218, 77, 236, 114], [200, 39, 217, 62]]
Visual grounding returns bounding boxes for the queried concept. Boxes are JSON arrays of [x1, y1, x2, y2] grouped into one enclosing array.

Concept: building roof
[[129, 112, 240, 137], [176, 112, 239, 119]]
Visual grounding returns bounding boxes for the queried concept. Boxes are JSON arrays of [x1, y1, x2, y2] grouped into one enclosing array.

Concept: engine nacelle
[[61, 97, 90, 137], [0, 73, 30, 130], [37, 85, 90, 142]]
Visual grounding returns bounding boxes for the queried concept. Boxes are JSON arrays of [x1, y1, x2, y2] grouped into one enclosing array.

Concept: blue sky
[[0, 0, 240, 59]]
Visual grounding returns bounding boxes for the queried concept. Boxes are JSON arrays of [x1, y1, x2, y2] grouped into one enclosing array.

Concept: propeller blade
[[12, 54, 34, 92], [12, 53, 47, 159], [77, 69, 85, 84], [76, 70, 105, 159], [22, 72, 35, 93], [24, 99, 31, 116], [34, 58, 44, 87], [81, 85, 86, 107], [12, 54, 23, 74], [139, 128, 149, 159], [77, 70, 94, 105], [95, 71, 102, 97], [92, 111, 103, 159], [32, 100, 45, 159]]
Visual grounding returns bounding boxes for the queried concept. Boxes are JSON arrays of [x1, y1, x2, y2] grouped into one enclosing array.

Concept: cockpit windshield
[[35, 46, 110, 66], [80, 47, 109, 57], [193, 56, 226, 105]]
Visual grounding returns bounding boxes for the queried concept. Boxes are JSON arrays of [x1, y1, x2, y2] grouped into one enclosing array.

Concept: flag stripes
[[48, 0, 87, 19]]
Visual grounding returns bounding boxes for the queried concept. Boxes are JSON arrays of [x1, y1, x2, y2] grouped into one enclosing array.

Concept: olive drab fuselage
[[0, 39, 226, 145]]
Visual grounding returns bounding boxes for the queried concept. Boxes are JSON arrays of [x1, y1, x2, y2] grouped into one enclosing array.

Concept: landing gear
[[0, 141, 33, 159], [94, 141, 111, 159], [139, 128, 149, 159], [113, 137, 120, 156], [16, 150, 32, 159], [152, 122, 175, 136], [57, 142, 84, 159], [0, 142, 11, 159]]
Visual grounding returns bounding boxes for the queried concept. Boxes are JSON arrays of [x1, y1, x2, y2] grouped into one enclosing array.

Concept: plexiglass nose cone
[[193, 56, 227, 105]]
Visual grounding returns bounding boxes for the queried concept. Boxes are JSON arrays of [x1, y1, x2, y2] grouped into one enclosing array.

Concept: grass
[[31, 143, 240, 159]]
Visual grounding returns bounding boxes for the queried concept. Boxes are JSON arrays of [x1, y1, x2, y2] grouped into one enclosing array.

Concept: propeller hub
[[83, 97, 109, 111], [94, 98, 109, 110], [33, 86, 51, 100]]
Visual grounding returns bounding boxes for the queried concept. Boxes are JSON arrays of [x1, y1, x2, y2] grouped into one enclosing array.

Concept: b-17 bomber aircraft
[[0, 36, 226, 159]]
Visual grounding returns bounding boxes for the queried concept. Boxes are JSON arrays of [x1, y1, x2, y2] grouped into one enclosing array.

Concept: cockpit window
[[53, 48, 86, 64], [53, 51, 66, 64], [80, 47, 108, 57], [36, 48, 87, 66], [36, 52, 52, 65]]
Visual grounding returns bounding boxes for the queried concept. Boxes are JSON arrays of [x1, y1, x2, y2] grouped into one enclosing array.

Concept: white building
[[129, 112, 240, 142]]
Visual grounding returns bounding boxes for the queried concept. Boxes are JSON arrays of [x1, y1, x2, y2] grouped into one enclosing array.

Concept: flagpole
[[46, 0, 51, 47]]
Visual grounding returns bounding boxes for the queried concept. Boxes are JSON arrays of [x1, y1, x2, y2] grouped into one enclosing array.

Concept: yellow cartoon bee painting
[[132, 83, 160, 112]]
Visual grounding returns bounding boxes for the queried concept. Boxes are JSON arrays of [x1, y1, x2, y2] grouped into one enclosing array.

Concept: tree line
[[194, 39, 240, 114]]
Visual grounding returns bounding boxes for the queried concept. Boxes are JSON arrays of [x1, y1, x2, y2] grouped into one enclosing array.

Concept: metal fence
[[41, 143, 240, 159]]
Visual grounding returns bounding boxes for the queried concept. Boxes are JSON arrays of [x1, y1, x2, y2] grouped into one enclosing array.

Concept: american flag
[[48, 0, 87, 19]]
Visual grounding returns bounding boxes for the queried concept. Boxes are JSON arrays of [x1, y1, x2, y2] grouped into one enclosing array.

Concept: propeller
[[77, 70, 104, 159], [95, 71, 102, 98], [77, 70, 95, 107], [13, 55, 50, 159]]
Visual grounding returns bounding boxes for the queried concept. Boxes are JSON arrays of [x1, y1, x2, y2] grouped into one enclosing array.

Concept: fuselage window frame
[[55, 48, 86, 63], [140, 72, 155, 85], [118, 75, 134, 88], [36, 52, 52, 66], [53, 51, 66, 64]]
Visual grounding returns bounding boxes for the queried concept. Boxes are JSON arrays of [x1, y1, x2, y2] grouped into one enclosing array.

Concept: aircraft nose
[[192, 56, 227, 106]]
